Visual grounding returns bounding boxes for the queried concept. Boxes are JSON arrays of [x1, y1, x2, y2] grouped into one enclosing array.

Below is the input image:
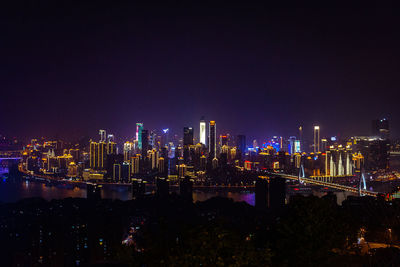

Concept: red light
[[294, 188, 299, 191]]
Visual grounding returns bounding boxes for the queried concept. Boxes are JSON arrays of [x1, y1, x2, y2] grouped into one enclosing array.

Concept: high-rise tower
[[136, 123, 144, 149], [183, 127, 194, 146], [209, 121, 216, 158], [313, 126, 320, 153], [199, 118, 206, 145]]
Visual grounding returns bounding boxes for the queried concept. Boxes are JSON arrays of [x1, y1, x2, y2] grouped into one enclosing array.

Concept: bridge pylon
[[298, 161, 305, 184], [358, 169, 367, 196]]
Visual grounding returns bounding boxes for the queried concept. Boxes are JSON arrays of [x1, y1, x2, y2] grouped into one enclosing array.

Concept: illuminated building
[[183, 127, 194, 146], [199, 118, 206, 145], [149, 131, 156, 147], [158, 157, 165, 173], [106, 141, 116, 155], [321, 138, 328, 152], [244, 160, 252, 171], [136, 123, 143, 149], [325, 145, 353, 176], [148, 149, 159, 169], [314, 126, 320, 153], [178, 163, 187, 178], [288, 136, 296, 154], [212, 157, 218, 169], [123, 142, 133, 162], [99, 130, 106, 142], [89, 141, 107, 170], [67, 162, 78, 177], [141, 129, 149, 159], [69, 148, 80, 162], [107, 134, 114, 143], [299, 126, 303, 152], [208, 121, 217, 158], [130, 156, 140, 175], [220, 135, 228, 146], [229, 147, 237, 161], [121, 162, 130, 182], [161, 128, 169, 147], [294, 140, 301, 153], [352, 136, 389, 171], [200, 155, 206, 171]]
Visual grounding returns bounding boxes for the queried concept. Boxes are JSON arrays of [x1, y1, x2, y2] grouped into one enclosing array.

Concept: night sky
[[1, 3, 400, 142]]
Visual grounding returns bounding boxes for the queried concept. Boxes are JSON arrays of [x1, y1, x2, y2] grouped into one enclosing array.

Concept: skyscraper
[[183, 127, 194, 146], [136, 123, 143, 149], [161, 128, 169, 147], [141, 129, 149, 158], [99, 129, 106, 142], [89, 141, 107, 170], [208, 121, 216, 158], [199, 118, 206, 145], [314, 126, 320, 153]]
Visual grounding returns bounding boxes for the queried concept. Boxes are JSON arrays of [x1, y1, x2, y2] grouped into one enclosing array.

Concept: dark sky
[[1, 3, 400, 142]]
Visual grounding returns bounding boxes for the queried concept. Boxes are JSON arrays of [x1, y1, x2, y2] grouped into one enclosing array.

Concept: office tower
[[99, 129, 106, 142], [199, 118, 206, 145], [314, 126, 320, 153], [130, 156, 140, 175], [106, 138, 116, 155], [321, 138, 328, 152], [161, 128, 169, 147], [183, 127, 194, 146], [299, 126, 303, 152], [288, 136, 296, 155], [121, 162, 130, 182], [107, 134, 114, 143], [177, 163, 187, 178], [148, 149, 159, 170], [236, 135, 246, 156], [294, 140, 301, 153], [200, 155, 206, 171], [149, 131, 156, 147], [158, 157, 165, 174], [89, 141, 107, 170], [141, 130, 149, 157], [180, 177, 193, 202], [209, 121, 216, 158], [136, 123, 143, 149], [372, 118, 390, 139], [220, 135, 228, 146], [123, 142, 133, 162]]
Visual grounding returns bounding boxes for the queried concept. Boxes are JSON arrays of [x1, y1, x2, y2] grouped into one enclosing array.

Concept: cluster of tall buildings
[[19, 117, 392, 184]]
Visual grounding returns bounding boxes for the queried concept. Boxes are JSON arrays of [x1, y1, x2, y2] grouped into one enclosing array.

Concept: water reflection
[[1, 178, 356, 206]]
